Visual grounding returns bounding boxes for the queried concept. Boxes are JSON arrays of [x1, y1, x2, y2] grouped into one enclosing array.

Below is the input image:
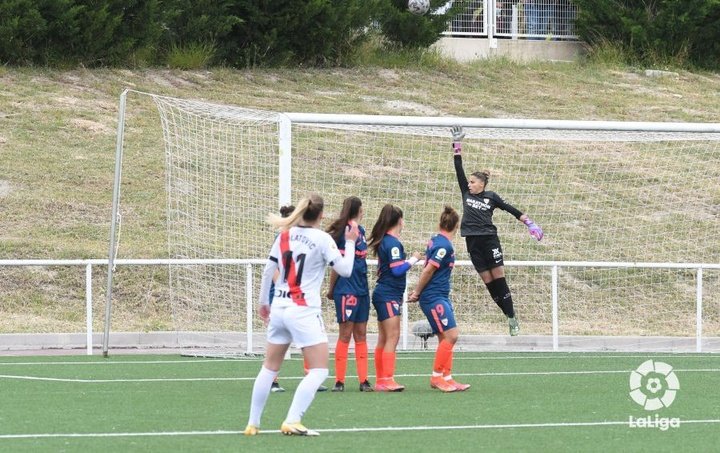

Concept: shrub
[[573, 0, 720, 69], [378, 0, 464, 48], [0, 0, 161, 67], [166, 42, 216, 69], [160, 0, 241, 66]]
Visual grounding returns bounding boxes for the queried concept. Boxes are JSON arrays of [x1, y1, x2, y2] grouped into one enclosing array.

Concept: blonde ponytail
[[267, 193, 324, 231]]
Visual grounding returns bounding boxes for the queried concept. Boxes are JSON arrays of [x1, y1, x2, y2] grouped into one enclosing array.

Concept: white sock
[[285, 368, 328, 423], [247, 366, 278, 427]]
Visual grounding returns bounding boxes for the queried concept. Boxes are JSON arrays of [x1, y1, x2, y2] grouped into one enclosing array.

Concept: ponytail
[[327, 196, 362, 241], [368, 204, 403, 256]]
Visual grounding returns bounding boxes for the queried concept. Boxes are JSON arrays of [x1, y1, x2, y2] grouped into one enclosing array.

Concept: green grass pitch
[[1, 352, 719, 452]]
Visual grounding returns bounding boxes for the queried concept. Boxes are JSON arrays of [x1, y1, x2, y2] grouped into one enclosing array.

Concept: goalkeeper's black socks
[[485, 278, 515, 318]]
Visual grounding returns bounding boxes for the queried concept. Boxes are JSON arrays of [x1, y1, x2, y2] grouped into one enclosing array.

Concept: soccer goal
[[102, 90, 720, 356]]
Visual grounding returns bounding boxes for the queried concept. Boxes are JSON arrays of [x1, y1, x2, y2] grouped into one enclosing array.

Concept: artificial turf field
[[0, 352, 719, 452]]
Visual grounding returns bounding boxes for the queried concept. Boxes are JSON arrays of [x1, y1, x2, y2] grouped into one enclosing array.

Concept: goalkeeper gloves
[[523, 218, 544, 241], [450, 126, 465, 155]]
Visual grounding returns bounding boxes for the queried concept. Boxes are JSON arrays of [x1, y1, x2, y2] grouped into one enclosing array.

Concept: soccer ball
[[407, 0, 430, 16]]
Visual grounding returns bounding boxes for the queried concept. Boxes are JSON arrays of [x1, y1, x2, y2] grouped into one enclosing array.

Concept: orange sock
[[335, 340, 349, 383], [435, 340, 454, 374], [374, 346, 384, 381], [382, 351, 396, 380], [355, 341, 368, 383]]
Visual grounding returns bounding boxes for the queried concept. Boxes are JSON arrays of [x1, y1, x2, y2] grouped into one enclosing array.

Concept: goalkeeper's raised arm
[[451, 125, 469, 194]]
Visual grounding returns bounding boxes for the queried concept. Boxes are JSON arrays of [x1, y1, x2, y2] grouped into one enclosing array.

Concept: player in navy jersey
[[244, 194, 358, 437], [408, 206, 470, 392], [368, 204, 421, 392], [450, 126, 544, 336], [325, 196, 373, 392]]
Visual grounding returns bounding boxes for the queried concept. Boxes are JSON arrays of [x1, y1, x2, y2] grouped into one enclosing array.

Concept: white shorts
[[267, 305, 328, 348]]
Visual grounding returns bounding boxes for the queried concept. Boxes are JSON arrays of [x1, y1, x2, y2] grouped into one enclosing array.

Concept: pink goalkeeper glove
[[450, 126, 464, 155], [524, 218, 543, 241]]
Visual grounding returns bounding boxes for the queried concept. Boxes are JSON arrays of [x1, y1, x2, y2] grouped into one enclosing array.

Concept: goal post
[[103, 91, 720, 355]]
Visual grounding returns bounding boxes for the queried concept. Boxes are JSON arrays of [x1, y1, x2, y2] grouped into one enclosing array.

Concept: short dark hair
[[470, 170, 490, 186], [279, 205, 295, 218]]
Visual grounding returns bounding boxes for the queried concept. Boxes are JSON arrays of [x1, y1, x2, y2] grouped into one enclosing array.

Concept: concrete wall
[[434, 36, 585, 62]]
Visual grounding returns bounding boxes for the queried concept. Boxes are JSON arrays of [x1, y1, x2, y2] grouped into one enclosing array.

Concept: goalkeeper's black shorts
[[465, 235, 504, 273]]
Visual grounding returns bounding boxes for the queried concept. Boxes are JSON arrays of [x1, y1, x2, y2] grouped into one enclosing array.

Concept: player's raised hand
[[407, 251, 422, 266], [450, 126, 465, 155], [523, 218, 544, 241], [345, 220, 359, 241]]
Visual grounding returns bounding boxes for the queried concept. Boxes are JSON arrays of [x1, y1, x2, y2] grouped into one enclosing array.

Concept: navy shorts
[[333, 293, 370, 324], [371, 296, 402, 322], [419, 298, 457, 334]]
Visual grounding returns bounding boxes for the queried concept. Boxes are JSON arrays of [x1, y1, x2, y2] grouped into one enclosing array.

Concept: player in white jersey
[[245, 193, 358, 437]]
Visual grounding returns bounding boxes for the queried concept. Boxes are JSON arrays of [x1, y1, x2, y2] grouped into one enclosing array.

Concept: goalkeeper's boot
[[243, 425, 260, 436], [508, 317, 520, 336], [281, 421, 320, 436], [430, 376, 457, 393]]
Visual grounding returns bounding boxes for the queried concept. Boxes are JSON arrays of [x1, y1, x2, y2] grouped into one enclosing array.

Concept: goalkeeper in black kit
[[450, 126, 543, 336]]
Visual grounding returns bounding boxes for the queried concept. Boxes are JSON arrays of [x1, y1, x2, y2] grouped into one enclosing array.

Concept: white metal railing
[[1, 259, 718, 354], [443, 0, 579, 42]]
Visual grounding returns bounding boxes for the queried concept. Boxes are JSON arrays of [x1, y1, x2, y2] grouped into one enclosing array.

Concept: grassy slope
[[0, 61, 719, 333]]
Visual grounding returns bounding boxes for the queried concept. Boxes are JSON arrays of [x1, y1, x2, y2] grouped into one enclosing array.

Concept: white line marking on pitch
[[1, 419, 719, 439], [2, 368, 719, 383], [1, 354, 719, 366]]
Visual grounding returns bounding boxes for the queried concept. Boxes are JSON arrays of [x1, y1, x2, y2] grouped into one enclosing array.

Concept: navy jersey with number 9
[[418, 232, 455, 301]]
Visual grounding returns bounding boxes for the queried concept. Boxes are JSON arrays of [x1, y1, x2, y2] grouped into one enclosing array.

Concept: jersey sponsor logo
[[435, 248, 447, 260], [466, 198, 491, 211], [274, 289, 305, 299], [391, 246, 401, 259], [492, 248, 502, 259]]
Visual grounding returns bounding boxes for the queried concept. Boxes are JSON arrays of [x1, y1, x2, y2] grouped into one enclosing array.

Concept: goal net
[[106, 92, 720, 354]]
